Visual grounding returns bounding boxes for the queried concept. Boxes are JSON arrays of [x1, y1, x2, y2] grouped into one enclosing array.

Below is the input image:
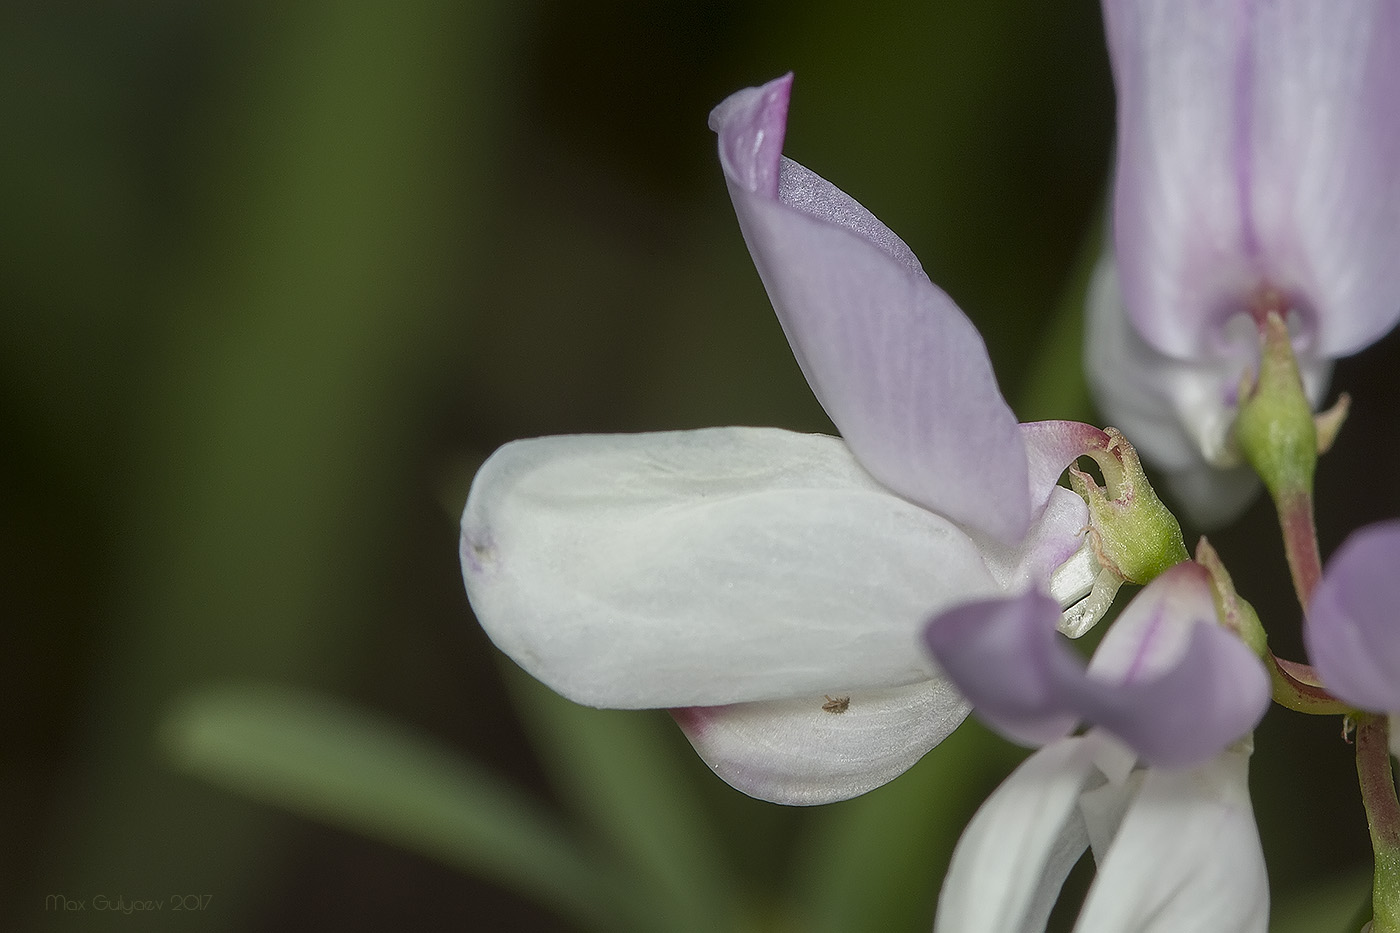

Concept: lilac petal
[[711, 76, 1031, 544], [1074, 563, 1270, 769], [671, 679, 970, 806], [934, 735, 1101, 933], [462, 428, 1002, 709], [1105, 0, 1400, 360], [1075, 748, 1268, 933], [1305, 520, 1400, 713], [923, 591, 1079, 747], [925, 565, 1269, 767]]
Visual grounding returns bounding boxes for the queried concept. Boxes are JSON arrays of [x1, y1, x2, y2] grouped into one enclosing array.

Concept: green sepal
[[1069, 428, 1189, 585], [1235, 312, 1318, 501]]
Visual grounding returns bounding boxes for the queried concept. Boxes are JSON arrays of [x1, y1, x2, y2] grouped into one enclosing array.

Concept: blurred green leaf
[[162, 682, 639, 932], [33, 0, 512, 925], [503, 664, 746, 933], [789, 721, 1022, 933]]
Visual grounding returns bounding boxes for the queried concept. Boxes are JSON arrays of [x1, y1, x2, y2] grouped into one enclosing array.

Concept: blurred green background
[[4, 1, 1397, 930]]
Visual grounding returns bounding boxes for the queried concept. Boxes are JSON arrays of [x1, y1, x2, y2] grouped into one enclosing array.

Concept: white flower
[[935, 732, 1267, 933]]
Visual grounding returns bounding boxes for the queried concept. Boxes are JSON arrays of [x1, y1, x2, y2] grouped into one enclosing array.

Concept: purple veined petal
[[1074, 748, 1268, 933], [934, 735, 1102, 933], [1084, 255, 1330, 528], [923, 591, 1080, 747], [1105, 0, 1400, 361], [711, 76, 1032, 544], [1072, 563, 1270, 769], [1247, 1, 1400, 357], [1305, 520, 1400, 713], [670, 679, 970, 806], [462, 427, 1002, 710]]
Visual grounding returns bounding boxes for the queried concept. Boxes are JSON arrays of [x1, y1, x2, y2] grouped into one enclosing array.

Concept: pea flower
[[928, 562, 1271, 931], [1086, 0, 1400, 525], [1304, 519, 1400, 753], [460, 74, 1106, 805]]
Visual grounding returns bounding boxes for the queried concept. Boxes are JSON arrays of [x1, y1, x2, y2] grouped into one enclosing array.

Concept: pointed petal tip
[[709, 73, 794, 198]]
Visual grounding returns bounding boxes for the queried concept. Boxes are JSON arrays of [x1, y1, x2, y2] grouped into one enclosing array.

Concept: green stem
[[1265, 655, 1350, 716], [1357, 715, 1400, 933]]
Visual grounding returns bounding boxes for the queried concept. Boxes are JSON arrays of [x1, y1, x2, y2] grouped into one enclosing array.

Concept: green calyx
[[1194, 537, 1268, 656], [1068, 428, 1189, 585], [1235, 312, 1318, 502]]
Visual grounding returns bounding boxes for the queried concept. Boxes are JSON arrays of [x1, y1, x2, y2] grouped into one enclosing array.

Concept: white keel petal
[[462, 427, 999, 708]]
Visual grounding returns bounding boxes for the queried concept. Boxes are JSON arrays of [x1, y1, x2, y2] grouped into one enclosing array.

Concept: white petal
[[672, 679, 970, 806], [461, 427, 1000, 708], [1050, 543, 1100, 611], [1077, 736, 1143, 862], [1074, 748, 1268, 933], [935, 737, 1101, 933]]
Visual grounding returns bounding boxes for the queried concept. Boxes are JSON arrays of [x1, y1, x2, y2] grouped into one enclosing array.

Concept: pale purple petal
[[934, 736, 1101, 933], [1075, 748, 1268, 933], [711, 76, 1031, 544], [1248, 1, 1400, 357], [925, 564, 1269, 767], [1105, 0, 1400, 360], [1305, 520, 1400, 713], [462, 428, 1001, 709], [671, 679, 970, 806], [923, 591, 1080, 747], [1074, 563, 1270, 768]]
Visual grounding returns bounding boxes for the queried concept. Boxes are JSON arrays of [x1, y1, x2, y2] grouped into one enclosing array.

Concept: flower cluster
[[459, 1, 1400, 929]]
